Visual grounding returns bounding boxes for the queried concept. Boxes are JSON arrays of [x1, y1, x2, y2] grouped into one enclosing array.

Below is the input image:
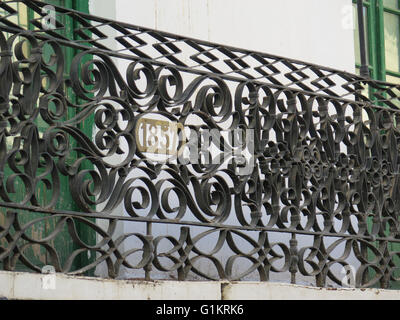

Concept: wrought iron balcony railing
[[1, 0, 400, 288]]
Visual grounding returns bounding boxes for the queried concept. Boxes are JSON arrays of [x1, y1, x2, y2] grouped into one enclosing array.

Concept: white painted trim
[[1, 271, 400, 300], [0, 271, 220, 300], [222, 282, 400, 300]]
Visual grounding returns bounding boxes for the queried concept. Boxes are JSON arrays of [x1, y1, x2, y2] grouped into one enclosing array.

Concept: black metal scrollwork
[[1, 0, 400, 288]]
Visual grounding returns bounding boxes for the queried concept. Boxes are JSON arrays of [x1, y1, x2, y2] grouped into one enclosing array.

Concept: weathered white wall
[[90, 0, 355, 72], [88, 0, 357, 282], [1, 271, 399, 300]]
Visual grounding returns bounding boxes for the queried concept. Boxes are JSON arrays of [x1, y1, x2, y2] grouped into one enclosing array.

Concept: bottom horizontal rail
[[0, 201, 398, 243]]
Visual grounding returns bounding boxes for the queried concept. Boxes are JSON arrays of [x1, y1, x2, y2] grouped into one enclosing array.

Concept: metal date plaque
[[135, 115, 186, 157]]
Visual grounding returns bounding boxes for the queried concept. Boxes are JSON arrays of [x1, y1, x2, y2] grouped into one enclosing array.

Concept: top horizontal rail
[[0, 0, 399, 109]]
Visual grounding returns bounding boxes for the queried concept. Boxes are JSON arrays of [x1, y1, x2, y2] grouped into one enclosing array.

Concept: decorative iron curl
[[1, 20, 400, 289]]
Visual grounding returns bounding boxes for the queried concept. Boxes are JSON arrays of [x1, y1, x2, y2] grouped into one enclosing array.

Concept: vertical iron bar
[[289, 233, 298, 284], [145, 221, 153, 280], [357, 0, 370, 78]]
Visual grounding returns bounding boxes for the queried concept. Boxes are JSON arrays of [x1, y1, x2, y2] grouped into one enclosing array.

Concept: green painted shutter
[[0, 0, 95, 275], [353, 0, 400, 289]]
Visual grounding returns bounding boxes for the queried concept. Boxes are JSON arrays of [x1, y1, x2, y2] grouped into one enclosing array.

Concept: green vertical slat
[[23, 0, 94, 275], [369, 0, 379, 80], [10, 2, 49, 273], [360, 0, 400, 289], [377, 0, 387, 81], [57, 0, 96, 275], [72, 0, 96, 276], [354, 0, 400, 289], [381, 0, 400, 289]]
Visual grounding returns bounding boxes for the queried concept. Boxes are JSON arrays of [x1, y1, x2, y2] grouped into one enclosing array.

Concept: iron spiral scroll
[[1, 0, 400, 288]]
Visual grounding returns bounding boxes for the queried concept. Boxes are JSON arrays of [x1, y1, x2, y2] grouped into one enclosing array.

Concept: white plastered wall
[[89, 0, 357, 283]]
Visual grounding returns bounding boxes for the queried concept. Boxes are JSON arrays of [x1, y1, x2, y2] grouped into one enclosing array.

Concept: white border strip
[[1, 271, 400, 300]]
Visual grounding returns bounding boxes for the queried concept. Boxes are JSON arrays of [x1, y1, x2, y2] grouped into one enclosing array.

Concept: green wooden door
[[353, 0, 400, 289], [0, 0, 95, 275]]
